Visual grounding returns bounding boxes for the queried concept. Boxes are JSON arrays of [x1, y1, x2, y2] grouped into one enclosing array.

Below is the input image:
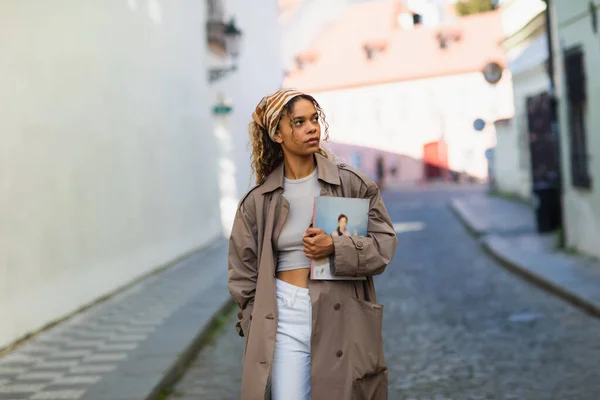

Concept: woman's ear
[[273, 131, 283, 144]]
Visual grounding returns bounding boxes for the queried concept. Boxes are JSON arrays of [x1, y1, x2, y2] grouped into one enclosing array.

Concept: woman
[[228, 88, 398, 400], [331, 214, 357, 237]]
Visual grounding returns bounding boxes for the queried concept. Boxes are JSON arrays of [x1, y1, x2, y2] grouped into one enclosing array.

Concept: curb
[[146, 296, 236, 400], [450, 200, 600, 319], [480, 239, 600, 319], [448, 200, 486, 237]]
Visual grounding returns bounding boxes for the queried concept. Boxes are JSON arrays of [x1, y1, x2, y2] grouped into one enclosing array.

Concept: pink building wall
[[323, 141, 424, 189]]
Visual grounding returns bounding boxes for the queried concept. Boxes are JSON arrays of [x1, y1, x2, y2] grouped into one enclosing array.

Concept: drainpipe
[[544, 0, 557, 92], [542, 0, 566, 246]]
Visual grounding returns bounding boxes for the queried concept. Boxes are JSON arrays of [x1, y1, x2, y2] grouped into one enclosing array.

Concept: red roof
[[284, 1, 506, 92]]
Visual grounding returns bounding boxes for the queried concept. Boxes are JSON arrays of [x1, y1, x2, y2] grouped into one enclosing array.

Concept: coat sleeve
[[331, 181, 397, 277], [228, 197, 258, 337]]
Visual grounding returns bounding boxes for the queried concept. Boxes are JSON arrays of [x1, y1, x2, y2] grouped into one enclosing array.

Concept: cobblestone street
[[170, 185, 600, 400]]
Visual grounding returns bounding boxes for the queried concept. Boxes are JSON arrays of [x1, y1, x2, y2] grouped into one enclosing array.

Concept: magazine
[[310, 196, 369, 281]]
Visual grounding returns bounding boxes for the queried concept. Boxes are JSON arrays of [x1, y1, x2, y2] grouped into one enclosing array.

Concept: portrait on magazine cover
[[314, 197, 368, 239], [330, 213, 358, 237], [310, 196, 370, 280]]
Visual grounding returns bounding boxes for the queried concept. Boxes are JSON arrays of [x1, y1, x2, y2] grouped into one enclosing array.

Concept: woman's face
[[338, 217, 348, 231], [275, 98, 321, 157]]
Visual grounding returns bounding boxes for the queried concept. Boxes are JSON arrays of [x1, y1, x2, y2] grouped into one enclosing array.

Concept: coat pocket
[[346, 296, 386, 377], [352, 368, 388, 400], [236, 307, 253, 358], [236, 307, 252, 338]]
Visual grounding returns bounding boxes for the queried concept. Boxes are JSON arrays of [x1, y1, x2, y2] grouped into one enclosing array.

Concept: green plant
[[455, 0, 497, 16], [203, 303, 237, 346], [487, 189, 533, 207], [563, 246, 579, 255], [554, 228, 579, 254], [157, 387, 184, 400], [555, 228, 564, 249], [155, 303, 236, 400]]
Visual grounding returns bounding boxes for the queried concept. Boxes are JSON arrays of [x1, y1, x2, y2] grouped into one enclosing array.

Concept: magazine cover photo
[[311, 196, 369, 280]]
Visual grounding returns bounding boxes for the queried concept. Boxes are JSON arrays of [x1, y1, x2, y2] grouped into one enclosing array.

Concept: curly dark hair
[[248, 94, 330, 185]]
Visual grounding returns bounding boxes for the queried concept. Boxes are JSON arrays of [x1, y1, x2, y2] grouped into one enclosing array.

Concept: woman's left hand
[[303, 228, 334, 259]]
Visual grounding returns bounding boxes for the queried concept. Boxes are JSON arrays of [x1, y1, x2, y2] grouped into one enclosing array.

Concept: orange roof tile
[[284, 1, 506, 92], [278, 0, 303, 12], [278, 0, 305, 23]]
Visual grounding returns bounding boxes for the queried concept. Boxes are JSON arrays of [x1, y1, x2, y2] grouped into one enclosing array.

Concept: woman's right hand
[[303, 228, 335, 259]]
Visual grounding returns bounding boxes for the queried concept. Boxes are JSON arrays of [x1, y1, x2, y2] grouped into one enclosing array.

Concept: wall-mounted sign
[[473, 118, 486, 131], [213, 104, 233, 116], [482, 62, 503, 84]]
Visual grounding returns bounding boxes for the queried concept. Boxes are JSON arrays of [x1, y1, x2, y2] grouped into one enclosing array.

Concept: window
[[206, 0, 226, 56], [362, 41, 387, 61], [564, 47, 592, 189], [397, 13, 415, 30], [412, 13, 423, 26]]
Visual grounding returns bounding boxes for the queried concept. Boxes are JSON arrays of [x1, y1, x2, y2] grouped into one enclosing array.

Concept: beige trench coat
[[228, 153, 398, 400]]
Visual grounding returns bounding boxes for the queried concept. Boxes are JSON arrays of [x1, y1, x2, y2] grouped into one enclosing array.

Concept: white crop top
[[276, 168, 321, 272]]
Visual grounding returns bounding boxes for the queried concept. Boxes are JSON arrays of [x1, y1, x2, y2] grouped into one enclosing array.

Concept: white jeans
[[271, 278, 312, 400]]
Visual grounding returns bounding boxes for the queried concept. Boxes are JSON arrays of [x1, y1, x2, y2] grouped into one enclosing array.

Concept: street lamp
[[224, 18, 242, 59], [209, 18, 242, 83]]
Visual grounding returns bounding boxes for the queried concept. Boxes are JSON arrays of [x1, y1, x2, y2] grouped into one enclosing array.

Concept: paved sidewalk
[[451, 194, 600, 318], [0, 240, 231, 400], [450, 194, 537, 237]]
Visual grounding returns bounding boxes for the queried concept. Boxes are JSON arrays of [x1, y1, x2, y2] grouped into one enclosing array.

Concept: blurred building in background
[[278, 0, 452, 76], [494, 0, 549, 201], [547, 0, 600, 258], [495, 0, 562, 236], [0, 0, 281, 350], [493, 0, 599, 259], [283, 0, 513, 187], [207, 0, 282, 235], [279, 0, 348, 73]]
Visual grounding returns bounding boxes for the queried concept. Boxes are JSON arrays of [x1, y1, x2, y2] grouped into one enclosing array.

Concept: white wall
[[311, 72, 513, 180], [204, 0, 282, 235], [552, 0, 600, 258], [500, 0, 546, 39], [226, 0, 283, 199], [494, 119, 523, 195], [0, 0, 221, 349], [494, 33, 550, 200], [507, 63, 549, 199]]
